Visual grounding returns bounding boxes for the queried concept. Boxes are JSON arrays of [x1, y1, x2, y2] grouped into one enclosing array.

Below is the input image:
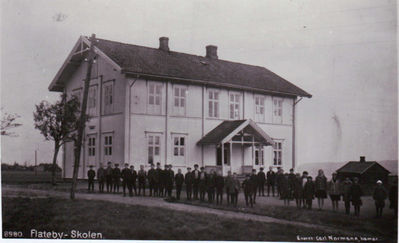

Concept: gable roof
[[197, 119, 274, 146], [49, 36, 312, 98], [336, 161, 390, 175]]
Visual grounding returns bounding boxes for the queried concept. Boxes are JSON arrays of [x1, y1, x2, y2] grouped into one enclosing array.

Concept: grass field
[[176, 199, 397, 240], [2, 197, 343, 241], [1, 171, 62, 184]]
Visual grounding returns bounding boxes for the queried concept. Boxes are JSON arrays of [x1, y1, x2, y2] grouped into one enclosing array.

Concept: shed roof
[[49, 36, 312, 98], [336, 161, 390, 175]]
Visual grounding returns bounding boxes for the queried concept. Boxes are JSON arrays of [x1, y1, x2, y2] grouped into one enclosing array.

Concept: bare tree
[[0, 109, 22, 136], [33, 94, 81, 185]]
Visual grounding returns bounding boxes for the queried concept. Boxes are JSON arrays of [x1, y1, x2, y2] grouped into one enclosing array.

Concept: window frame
[[273, 140, 283, 166], [103, 82, 114, 115], [172, 85, 187, 116], [88, 85, 98, 116], [208, 89, 220, 118], [254, 95, 265, 122], [147, 82, 163, 115], [147, 132, 162, 165], [229, 92, 241, 120], [104, 134, 113, 156], [272, 97, 283, 124]]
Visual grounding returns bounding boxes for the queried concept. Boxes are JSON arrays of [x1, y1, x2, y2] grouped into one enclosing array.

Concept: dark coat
[[121, 168, 132, 181], [87, 169, 95, 180], [166, 169, 174, 186], [106, 166, 113, 178], [192, 169, 201, 184], [250, 174, 258, 189], [215, 175, 224, 191], [315, 175, 327, 191], [341, 180, 352, 202], [138, 170, 146, 183], [389, 185, 398, 209], [293, 177, 303, 199], [147, 168, 156, 183], [185, 172, 193, 185], [288, 173, 296, 189], [276, 172, 284, 187], [130, 169, 137, 183], [175, 173, 184, 186], [258, 171, 266, 183], [97, 168, 105, 180], [112, 168, 121, 179], [155, 168, 162, 183], [303, 181, 315, 200], [279, 176, 290, 199], [350, 183, 363, 206], [242, 179, 254, 195], [225, 176, 235, 193], [267, 171, 276, 185], [207, 174, 216, 189], [373, 186, 387, 202]]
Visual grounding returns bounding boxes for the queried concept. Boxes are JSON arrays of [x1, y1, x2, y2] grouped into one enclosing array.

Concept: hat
[[377, 180, 382, 184], [194, 164, 199, 167], [89, 165, 93, 168]]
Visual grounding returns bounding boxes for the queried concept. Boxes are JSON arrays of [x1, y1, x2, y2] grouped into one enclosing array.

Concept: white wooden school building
[[48, 35, 311, 178]]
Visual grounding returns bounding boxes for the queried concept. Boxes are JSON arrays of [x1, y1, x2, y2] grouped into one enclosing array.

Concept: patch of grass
[[1, 171, 62, 184], [175, 199, 397, 240], [3, 197, 343, 241]]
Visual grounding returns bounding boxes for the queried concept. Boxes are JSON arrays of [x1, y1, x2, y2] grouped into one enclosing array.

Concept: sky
[[1, 0, 397, 166]]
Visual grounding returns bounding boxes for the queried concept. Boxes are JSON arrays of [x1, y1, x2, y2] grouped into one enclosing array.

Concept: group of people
[[268, 167, 398, 217], [87, 163, 398, 217]]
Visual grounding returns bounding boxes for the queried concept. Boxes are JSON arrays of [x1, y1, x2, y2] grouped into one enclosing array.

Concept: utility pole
[[70, 34, 97, 199]]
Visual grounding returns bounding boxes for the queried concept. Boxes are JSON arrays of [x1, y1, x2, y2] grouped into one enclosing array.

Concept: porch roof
[[197, 119, 275, 146]]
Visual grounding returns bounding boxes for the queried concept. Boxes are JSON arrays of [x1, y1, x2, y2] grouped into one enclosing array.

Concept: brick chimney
[[206, 45, 218, 59], [159, 37, 169, 51], [360, 156, 366, 163]]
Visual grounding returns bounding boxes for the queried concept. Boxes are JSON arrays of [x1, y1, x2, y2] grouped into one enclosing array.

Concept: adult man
[[207, 169, 216, 203], [130, 165, 137, 195], [160, 164, 168, 197], [155, 162, 162, 197], [166, 164, 175, 197], [121, 163, 132, 197], [199, 167, 207, 202], [242, 174, 254, 207], [105, 162, 113, 193], [258, 167, 266, 196], [266, 166, 276, 197], [175, 169, 184, 200], [138, 165, 146, 196], [192, 164, 200, 200], [250, 169, 258, 204], [147, 163, 156, 196], [112, 163, 121, 193], [215, 170, 225, 205], [185, 167, 193, 200], [87, 165, 95, 192], [97, 163, 105, 193]]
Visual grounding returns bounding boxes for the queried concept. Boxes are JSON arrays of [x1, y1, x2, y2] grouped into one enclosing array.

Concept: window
[[148, 134, 161, 164], [273, 97, 283, 124], [104, 83, 113, 115], [216, 145, 230, 165], [255, 146, 264, 165], [273, 141, 282, 166], [173, 86, 187, 116], [104, 135, 113, 156], [229, 93, 241, 119], [148, 82, 162, 114], [88, 86, 97, 116], [88, 137, 96, 156], [208, 90, 219, 118], [255, 96, 265, 122]]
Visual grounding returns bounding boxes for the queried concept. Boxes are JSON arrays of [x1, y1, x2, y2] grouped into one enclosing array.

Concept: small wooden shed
[[336, 156, 390, 186]]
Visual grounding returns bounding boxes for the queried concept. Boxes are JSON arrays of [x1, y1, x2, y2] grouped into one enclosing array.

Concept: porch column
[[251, 135, 255, 168], [229, 141, 233, 172], [221, 143, 224, 175], [241, 133, 244, 173]]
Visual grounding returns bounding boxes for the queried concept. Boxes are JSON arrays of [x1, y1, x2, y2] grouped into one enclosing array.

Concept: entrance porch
[[198, 119, 275, 176]]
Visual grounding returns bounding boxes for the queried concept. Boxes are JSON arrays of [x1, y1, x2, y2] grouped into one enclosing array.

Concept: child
[[350, 177, 363, 217], [303, 176, 315, 209], [315, 169, 327, 210], [373, 180, 387, 218], [328, 172, 341, 212], [242, 174, 254, 207], [87, 165, 95, 192], [232, 173, 240, 207], [280, 173, 291, 206], [341, 177, 352, 215], [293, 173, 303, 208], [215, 170, 224, 205]]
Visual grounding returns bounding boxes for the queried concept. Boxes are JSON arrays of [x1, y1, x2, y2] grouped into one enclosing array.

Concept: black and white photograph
[[1, 0, 398, 242]]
